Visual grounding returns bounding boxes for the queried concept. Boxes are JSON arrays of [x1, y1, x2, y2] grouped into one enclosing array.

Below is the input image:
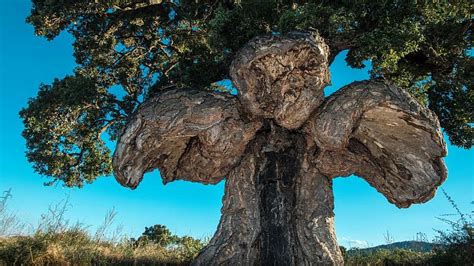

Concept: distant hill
[[347, 241, 441, 255]]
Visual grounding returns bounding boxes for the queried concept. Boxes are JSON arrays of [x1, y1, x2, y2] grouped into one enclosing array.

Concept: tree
[[21, 1, 471, 264], [136, 224, 180, 247], [132, 224, 205, 260]]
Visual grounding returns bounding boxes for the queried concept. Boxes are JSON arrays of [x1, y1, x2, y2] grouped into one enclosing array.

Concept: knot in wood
[[230, 32, 330, 129]]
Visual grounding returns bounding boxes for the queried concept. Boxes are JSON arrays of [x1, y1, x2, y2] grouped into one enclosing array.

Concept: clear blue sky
[[0, 0, 472, 248]]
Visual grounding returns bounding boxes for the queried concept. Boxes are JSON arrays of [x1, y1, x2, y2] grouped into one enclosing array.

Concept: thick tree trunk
[[113, 33, 447, 266], [194, 122, 343, 265]]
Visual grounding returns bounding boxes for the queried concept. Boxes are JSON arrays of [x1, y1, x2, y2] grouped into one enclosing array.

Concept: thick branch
[[194, 123, 342, 265], [306, 80, 447, 208], [112, 89, 261, 188]]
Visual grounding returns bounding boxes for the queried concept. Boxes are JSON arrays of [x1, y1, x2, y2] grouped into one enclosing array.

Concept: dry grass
[[0, 234, 195, 265], [1, 189, 471, 265], [0, 194, 202, 265]]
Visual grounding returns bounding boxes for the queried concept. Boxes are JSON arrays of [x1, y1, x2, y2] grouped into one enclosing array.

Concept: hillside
[[347, 241, 440, 254]]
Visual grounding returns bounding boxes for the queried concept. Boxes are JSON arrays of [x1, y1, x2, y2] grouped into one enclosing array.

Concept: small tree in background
[[132, 224, 205, 261], [136, 224, 180, 247]]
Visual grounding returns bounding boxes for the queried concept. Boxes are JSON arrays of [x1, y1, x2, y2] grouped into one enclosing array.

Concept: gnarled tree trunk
[[112, 32, 447, 266], [194, 122, 342, 265]]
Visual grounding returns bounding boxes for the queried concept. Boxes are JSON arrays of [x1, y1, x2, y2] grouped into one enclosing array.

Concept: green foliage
[[23, 0, 473, 186], [431, 223, 474, 265], [133, 224, 206, 261], [277, 1, 473, 147], [176, 236, 206, 261], [430, 191, 474, 265], [0, 225, 204, 265], [19, 75, 123, 186], [136, 224, 180, 247], [345, 248, 432, 265]]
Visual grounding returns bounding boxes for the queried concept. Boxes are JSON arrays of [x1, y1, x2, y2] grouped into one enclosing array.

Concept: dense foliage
[[134, 224, 180, 247], [21, 0, 473, 186], [131, 224, 205, 261]]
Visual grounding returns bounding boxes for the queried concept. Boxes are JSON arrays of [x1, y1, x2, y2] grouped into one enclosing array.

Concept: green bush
[[428, 191, 473, 265], [345, 248, 432, 265]]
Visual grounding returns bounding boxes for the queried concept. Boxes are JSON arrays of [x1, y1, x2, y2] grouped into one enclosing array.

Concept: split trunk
[[194, 122, 343, 265]]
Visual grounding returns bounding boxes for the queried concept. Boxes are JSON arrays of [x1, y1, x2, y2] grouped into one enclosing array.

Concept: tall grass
[[344, 189, 473, 265], [0, 192, 204, 265], [429, 189, 473, 265], [0, 189, 24, 236], [1, 189, 472, 265]]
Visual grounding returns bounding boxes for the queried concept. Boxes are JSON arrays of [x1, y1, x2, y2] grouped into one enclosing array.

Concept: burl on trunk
[[112, 32, 447, 265]]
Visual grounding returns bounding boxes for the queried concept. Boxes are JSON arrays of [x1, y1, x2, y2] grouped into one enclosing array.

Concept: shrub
[[344, 248, 432, 265], [428, 190, 473, 265]]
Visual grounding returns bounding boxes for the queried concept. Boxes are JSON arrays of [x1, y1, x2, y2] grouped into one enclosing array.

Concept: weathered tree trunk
[[113, 32, 447, 266], [194, 122, 343, 265]]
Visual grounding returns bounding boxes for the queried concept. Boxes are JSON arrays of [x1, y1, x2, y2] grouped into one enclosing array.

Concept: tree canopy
[[21, 0, 472, 187]]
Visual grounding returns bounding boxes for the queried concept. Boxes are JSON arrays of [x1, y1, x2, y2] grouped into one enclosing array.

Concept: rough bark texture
[[113, 32, 448, 265], [113, 89, 261, 188], [230, 32, 330, 129], [194, 123, 342, 265], [305, 80, 447, 208]]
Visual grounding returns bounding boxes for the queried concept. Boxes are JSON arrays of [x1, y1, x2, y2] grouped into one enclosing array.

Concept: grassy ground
[[0, 197, 203, 265], [344, 248, 433, 265], [0, 191, 471, 265], [0, 233, 197, 265], [1, 232, 471, 265]]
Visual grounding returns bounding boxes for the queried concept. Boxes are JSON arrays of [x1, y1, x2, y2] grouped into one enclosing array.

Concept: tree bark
[[194, 122, 343, 265], [113, 33, 447, 266], [305, 81, 447, 208]]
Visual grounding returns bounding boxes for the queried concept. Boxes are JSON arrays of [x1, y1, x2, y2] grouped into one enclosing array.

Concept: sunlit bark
[[113, 32, 447, 265]]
